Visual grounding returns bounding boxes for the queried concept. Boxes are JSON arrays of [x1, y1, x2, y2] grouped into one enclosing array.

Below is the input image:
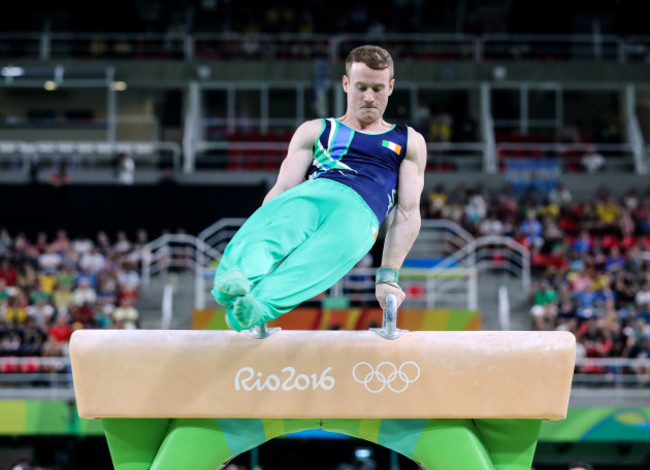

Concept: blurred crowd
[[0, 228, 146, 372], [423, 181, 650, 382]]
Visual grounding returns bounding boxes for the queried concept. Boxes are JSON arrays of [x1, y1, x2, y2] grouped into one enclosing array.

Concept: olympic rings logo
[[352, 361, 421, 393]]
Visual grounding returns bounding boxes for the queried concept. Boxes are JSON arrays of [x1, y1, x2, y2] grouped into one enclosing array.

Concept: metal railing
[[196, 140, 486, 171], [139, 217, 530, 311], [1, 32, 648, 63], [0, 140, 183, 171], [495, 141, 637, 172]]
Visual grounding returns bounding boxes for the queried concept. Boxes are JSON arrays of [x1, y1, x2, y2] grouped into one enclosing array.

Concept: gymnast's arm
[[263, 119, 321, 204], [375, 128, 427, 309]]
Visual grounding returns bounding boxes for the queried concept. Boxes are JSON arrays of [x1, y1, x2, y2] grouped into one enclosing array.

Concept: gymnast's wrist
[[376, 267, 399, 285]]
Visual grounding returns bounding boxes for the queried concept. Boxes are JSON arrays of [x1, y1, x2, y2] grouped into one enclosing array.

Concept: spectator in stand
[[0, 227, 11, 257], [613, 269, 638, 308], [38, 247, 63, 274], [79, 246, 107, 274], [1, 329, 21, 356], [115, 152, 136, 185], [581, 145, 605, 173], [541, 216, 564, 253], [4, 294, 26, 325], [26, 297, 55, 331], [113, 298, 139, 329], [55, 266, 75, 291], [52, 283, 74, 316], [73, 277, 97, 307], [635, 281, 650, 310], [33, 232, 49, 255], [73, 301, 96, 328], [114, 230, 132, 255], [20, 319, 47, 358], [478, 210, 505, 237], [634, 196, 650, 235], [0, 278, 10, 304], [117, 261, 140, 291], [45, 314, 74, 357], [0, 258, 18, 286], [49, 229, 71, 254], [72, 233, 94, 256], [572, 230, 592, 260], [96, 272, 119, 304], [95, 304, 114, 329], [427, 183, 447, 218], [464, 189, 488, 235], [594, 196, 619, 235], [556, 295, 578, 330], [530, 279, 559, 330], [618, 206, 636, 239], [126, 228, 149, 268], [429, 106, 453, 144], [604, 246, 626, 273], [578, 316, 611, 357], [519, 210, 544, 253], [76, 265, 99, 290], [496, 183, 518, 219], [622, 187, 640, 212], [96, 230, 112, 253]]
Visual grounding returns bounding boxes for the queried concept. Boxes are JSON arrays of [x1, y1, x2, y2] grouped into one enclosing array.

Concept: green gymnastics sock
[[231, 294, 263, 330], [212, 269, 250, 307]]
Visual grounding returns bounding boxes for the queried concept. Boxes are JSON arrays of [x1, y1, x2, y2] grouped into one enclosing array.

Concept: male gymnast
[[212, 44, 427, 331]]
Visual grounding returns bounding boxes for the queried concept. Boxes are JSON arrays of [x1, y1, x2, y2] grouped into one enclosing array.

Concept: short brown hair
[[345, 45, 394, 78]]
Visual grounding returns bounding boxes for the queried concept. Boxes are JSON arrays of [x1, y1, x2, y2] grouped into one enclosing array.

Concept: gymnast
[[212, 44, 427, 331]]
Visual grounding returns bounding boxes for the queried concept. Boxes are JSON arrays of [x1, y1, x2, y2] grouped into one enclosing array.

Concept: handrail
[[409, 235, 530, 294], [0, 32, 648, 62], [141, 233, 220, 286], [197, 217, 247, 251], [0, 140, 183, 171]]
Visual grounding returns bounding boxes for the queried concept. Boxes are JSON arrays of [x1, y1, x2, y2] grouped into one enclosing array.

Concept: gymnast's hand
[[375, 282, 406, 310]]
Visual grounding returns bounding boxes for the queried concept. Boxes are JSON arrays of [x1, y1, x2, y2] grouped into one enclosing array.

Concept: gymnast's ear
[[342, 75, 349, 93]]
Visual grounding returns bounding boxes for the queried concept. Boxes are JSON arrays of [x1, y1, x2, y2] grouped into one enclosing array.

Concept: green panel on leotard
[[102, 418, 171, 470], [474, 419, 542, 470]]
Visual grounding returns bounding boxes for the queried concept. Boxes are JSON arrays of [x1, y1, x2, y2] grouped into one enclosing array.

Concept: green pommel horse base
[[70, 301, 575, 470]]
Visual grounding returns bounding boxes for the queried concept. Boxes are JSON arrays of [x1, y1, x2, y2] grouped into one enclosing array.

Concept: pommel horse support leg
[[70, 297, 575, 470]]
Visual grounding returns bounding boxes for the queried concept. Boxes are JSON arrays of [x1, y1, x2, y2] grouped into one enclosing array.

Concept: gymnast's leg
[[213, 179, 379, 331], [212, 182, 325, 328], [235, 180, 378, 328]]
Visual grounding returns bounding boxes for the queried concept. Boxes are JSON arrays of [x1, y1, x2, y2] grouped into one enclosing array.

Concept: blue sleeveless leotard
[[307, 118, 408, 224]]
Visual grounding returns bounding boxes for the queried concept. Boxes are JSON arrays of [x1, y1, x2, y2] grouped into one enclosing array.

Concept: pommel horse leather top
[[70, 329, 575, 421]]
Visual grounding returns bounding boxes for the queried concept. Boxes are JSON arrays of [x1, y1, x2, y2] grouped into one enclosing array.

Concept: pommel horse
[[70, 295, 576, 469]]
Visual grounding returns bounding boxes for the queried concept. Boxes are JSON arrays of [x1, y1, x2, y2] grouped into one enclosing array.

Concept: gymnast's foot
[[231, 294, 264, 330], [212, 269, 250, 307]]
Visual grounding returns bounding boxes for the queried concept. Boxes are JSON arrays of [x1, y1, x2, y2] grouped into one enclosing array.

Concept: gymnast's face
[[343, 62, 394, 125]]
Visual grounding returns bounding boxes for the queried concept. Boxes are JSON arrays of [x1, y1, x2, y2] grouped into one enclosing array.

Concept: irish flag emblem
[[382, 140, 402, 155]]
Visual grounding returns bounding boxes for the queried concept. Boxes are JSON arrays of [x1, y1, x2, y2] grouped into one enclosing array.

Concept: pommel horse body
[[70, 296, 576, 469]]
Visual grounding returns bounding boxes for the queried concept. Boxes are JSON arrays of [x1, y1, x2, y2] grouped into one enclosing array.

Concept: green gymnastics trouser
[[212, 178, 380, 327]]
